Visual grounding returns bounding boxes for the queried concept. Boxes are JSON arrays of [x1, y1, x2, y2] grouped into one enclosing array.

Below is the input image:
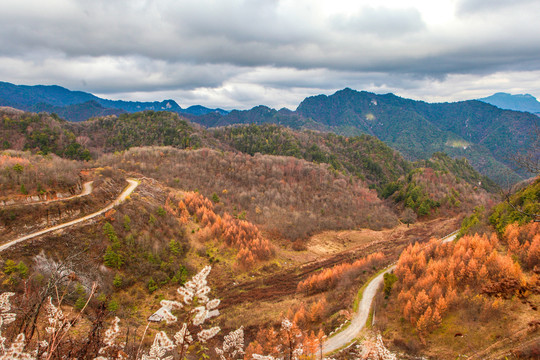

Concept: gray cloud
[[456, 0, 538, 14], [0, 56, 243, 93], [0, 0, 539, 108], [331, 7, 425, 37]]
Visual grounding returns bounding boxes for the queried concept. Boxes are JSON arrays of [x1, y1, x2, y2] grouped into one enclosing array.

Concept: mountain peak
[[478, 92, 540, 113], [0, 81, 228, 120]]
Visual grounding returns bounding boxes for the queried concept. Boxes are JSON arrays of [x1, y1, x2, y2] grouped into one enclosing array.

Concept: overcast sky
[[1, 0, 539, 110]]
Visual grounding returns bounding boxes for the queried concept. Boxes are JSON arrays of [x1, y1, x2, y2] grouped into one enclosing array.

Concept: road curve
[[0, 179, 139, 252], [323, 230, 458, 355], [1, 181, 94, 207], [323, 266, 395, 354]]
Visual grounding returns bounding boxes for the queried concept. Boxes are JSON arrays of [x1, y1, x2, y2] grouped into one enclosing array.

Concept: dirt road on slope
[[323, 230, 459, 355], [0, 179, 139, 252], [323, 266, 395, 354], [1, 181, 94, 207]]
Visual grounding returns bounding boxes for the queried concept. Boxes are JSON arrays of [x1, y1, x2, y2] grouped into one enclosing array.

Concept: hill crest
[[0, 81, 228, 120]]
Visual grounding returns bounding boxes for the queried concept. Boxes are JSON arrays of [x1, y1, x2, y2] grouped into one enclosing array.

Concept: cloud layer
[[1, 0, 539, 109]]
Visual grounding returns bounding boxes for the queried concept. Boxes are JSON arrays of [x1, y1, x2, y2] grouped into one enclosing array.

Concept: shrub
[[75, 296, 87, 310], [4, 260, 28, 278], [383, 272, 398, 297], [113, 273, 123, 288], [104, 247, 124, 269], [169, 239, 181, 256], [147, 278, 158, 293], [123, 215, 131, 231], [157, 206, 166, 217], [107, 299, 119, 312]]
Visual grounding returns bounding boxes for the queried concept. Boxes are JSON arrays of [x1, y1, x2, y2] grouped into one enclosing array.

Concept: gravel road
[[0, 179, 138, 252], [322, 230, 459, 355]]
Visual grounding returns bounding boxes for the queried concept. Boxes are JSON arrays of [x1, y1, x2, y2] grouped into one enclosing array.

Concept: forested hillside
[[1, 0, 538, 356], [490, 177, 540, 233], [98, 147, 397, 241], [186, 106, 324, 130], [68, 111, 212, 154], [213, 124, 412, 192], [0, 107, 91, 160], [0, 151, 83, 198], [1, 107, 496, 214], [374, 177, 540, 359], [29, 100, 124, 122], [195, 88, 539, 184], [0, 104, 534, 359], [2, 82, 536, 185], [383, 165, 494, 218]]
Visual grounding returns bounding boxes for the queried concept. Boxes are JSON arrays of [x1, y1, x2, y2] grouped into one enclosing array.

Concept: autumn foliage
[[395, 234, 526, 336], [287, 297, 328, 328], [167, 192, 274, 269], [0, 151, 82, 195], [99, 147, 398, 241], [244, 297, 329, 358], [503, 222, 540, 271], [297, 252, 386, 294], [245, 318, 325, 360]]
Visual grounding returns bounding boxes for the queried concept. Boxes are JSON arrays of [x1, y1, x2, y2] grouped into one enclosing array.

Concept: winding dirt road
[[1, 181, 94, 207], [323, 266, 395, 354], [323, 230, 459, 354], [0, 179, 139, 252]]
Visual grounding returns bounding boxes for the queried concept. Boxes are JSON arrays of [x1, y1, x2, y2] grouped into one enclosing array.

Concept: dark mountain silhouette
[[0, 81, 228, 121], [29, 101, 125, 122]]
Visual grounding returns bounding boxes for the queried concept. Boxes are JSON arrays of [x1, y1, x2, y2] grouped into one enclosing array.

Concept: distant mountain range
[[190, 88, 539, 184], [0, 81, 228, 121], [478, 92, 540, 115], [1, 81, 537, 184]]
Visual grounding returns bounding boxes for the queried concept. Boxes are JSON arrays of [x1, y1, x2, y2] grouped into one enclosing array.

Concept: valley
[[2, 83, 539, 185], [1, 0, 539, 356], [0, 102, 538, 359]]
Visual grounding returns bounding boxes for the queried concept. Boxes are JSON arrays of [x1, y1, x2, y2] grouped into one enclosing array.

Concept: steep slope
[[0, 108, 218, 158], [297, 89, 537, 183], [374, 178, 540, 360], [414, 152, 498, 193], [0, 150, 84, 199], [2, 82, 535, 185], [410, 99, 537, 179], [212, 123, 412, 192], [0, 119, 508, 359], [383, 153, 496, 218], [0, 81, 96, 107], [69, 111, 214, 154], [1, 108, 497, 213], [0, 107, 92, 160], [192, 88, 539, 184], [187, 105, 325, 130], [489, 176, 540, 233], [98, 147, 398, 241]]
